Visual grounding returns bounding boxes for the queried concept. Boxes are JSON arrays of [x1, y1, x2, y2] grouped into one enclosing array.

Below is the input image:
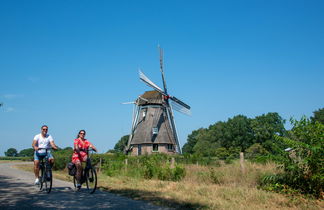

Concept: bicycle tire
[[39, 164, 44, 191], [85, 167, 97, 194], [73, 175, 77, 189], [44, 168, 52, 193]]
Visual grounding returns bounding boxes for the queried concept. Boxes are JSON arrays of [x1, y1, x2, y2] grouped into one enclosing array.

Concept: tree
[[114, 135, 129, 153], [251, 112, 286, 144], [311, 107, 324, 124], [224, 115, 254, 151], [5, 148, 18, 157], [18, 148, 34, 157], [182, 128, 205, 154]]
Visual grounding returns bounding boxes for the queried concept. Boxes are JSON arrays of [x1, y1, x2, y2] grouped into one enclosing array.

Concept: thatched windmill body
[[125, 48, 191, 155]]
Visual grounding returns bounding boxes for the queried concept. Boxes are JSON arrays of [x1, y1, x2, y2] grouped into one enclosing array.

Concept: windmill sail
[[159, 47, 168, 94], [139, 71, 165, 95], [170, 100, 191, 116]]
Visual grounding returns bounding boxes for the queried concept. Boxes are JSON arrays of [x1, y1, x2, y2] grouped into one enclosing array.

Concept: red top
[[72, 138, 92, 163], [74, 138, 91, 151]]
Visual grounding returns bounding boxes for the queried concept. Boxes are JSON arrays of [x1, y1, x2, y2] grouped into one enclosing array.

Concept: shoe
[[34, 178, 40, 185], [76, 184, 81, 191]]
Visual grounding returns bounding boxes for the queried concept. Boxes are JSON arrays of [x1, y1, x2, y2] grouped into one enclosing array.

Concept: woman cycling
[[72, 130, 97, 190]]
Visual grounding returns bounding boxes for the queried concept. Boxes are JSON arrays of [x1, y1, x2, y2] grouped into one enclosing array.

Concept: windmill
[[125, 48, 191, 155]]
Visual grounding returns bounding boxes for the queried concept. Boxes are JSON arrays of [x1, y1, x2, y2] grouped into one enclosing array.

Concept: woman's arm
[[90, 144, 98, 152], [74, 141, 80, 153]]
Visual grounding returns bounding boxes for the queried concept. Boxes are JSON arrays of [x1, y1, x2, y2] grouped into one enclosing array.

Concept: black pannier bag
[[67, 162, 76, 176]]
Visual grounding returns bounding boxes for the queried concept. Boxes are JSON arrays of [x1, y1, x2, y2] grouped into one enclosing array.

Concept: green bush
[[100, 154, 187, 181], [260, 117, 324, 198], [52, 148, 73, 170], [0, 156, 32, 161], [172, 165, 186, 181]]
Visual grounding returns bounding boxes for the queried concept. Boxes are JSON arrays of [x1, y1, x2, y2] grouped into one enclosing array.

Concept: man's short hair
[[41, 125, 48, 129]]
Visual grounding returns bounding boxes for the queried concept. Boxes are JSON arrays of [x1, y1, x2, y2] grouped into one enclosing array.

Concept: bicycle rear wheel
[[85, 167, 97, 194]]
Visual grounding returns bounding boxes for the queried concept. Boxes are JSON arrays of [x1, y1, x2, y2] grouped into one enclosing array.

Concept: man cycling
[[32, 125, 58, 185]]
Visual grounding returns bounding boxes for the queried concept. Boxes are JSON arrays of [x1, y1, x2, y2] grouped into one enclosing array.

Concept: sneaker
[[76, 184, 81, 191], [34, 178, 40, 185]]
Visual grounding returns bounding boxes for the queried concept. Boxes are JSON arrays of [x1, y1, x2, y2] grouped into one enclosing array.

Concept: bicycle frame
[[74, 148, 97, 194], [38, 148, 52, 193]]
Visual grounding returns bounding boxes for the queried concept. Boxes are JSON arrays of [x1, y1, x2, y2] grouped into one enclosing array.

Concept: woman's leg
[[75, 162, 83, 184]]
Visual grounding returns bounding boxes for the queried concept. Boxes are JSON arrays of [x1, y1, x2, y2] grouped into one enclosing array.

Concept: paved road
[[0, 162, 167, 210]]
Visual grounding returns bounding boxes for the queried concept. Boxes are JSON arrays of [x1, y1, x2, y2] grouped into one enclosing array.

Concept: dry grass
[[14, 161, 323, 210]]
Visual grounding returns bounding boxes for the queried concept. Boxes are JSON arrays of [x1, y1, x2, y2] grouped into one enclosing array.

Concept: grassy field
[[14, 160, 323, 210]]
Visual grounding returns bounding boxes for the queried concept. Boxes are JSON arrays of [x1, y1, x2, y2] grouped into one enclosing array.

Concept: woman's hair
[[76, 130, 86, 138]]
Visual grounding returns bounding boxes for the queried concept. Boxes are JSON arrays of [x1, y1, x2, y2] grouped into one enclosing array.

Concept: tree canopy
[[311, 107, 324, 124], [182, 112, 287, 158], [18, 148, 34, 157], [5, 148, 18, 157], [113, 135, 129, 153]]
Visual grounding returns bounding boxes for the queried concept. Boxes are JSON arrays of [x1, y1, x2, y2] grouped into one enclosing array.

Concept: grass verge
[[14, 161, 323, 210]]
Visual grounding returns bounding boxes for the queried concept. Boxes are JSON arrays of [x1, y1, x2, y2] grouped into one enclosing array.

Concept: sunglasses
[[79, 133, 85, 135], [42, 129, 48, 131]]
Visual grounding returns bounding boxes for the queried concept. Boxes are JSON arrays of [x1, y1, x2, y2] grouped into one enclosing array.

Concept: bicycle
[[38, 148, 53, 193], [73, 148, 97, 194]]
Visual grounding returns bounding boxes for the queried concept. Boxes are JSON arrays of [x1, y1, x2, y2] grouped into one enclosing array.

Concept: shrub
[[52, 148, 73, 170], [173, 165, 186, 181], [260, 117, 324, 198]]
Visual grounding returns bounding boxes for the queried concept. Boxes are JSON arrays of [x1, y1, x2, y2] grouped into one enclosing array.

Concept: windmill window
[[153, 144, 158, 152], [142, 108, 147, 118], [167, 144, 173, 151], [138, 145, 142, 155], [152, 127, 158, 135]]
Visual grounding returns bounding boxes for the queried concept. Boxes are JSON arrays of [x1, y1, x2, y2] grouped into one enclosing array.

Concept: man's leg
[[34, 160, 40, 178], [49, 158, 54, 168]]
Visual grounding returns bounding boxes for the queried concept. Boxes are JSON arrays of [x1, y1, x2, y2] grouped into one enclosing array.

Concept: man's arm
[[32, 139, 38, 151], [50, 140, 58, 150]]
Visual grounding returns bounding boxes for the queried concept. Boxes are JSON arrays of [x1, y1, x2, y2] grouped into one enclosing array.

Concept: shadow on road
[[0, 174, 166, 209], [104, 187, 207, 210]]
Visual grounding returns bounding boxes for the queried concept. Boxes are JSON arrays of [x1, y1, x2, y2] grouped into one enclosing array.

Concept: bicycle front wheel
[[39, 164, 44, 191], [44, 168, 52, 193], [85, 167, 97, 194]]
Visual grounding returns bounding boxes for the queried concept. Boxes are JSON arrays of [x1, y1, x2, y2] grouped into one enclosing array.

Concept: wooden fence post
[[240, 152, 245, 174], [99, 158, 102, 173], [125, 158, 128, 172], [170, 157, 175, 168]]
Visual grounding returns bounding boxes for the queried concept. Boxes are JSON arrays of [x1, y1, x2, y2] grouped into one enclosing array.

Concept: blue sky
[[1, 0, 323, 156]]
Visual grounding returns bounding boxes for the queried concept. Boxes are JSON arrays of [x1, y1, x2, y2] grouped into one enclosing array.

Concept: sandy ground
[[0, 162, 168, 209]]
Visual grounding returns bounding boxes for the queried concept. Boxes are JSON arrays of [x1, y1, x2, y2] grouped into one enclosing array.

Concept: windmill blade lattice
[[139, 70, 166, 95], [170, 100, 191, 116]]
